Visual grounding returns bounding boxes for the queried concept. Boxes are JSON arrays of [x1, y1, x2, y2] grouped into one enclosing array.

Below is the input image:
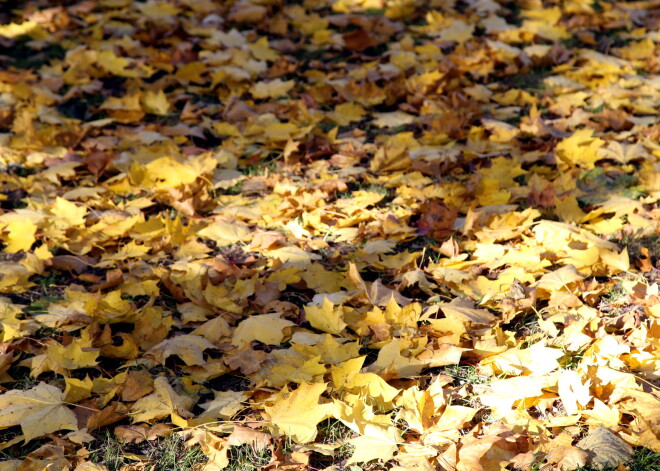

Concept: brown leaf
[[83, 150, 115, 178], [228, 1, 267, 23], [91, 268, 123, 291], [416, 200, 458, 240], [83, 401, 127, 431], [342, 29, 376, 51], [120, 369, 154, 402], [114, 424, 150, 444], [224, 347, 268, 375], [577, 427, 634, 469], [115, 423, 172, 444], [48, 255, 97, 274]]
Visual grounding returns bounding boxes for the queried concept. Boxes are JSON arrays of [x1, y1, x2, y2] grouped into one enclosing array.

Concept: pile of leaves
[[0, 0, 659, 470]]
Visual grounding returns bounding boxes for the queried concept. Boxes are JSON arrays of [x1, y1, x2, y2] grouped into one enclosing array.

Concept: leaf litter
[[0, 1, 659, 470]]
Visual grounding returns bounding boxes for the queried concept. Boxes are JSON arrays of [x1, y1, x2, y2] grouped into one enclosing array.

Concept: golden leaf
[[264, 382, 332, 444]]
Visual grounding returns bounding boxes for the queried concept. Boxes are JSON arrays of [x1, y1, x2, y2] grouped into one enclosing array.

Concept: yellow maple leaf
[[142, 89, 171, 115], [100, 93, 143, 111], [616, 38, 655, 61], [439, 298, 497, 325], [249, 37, 279, 61], [367, 338, 426, 378], [49, 197, 88, 230], [250, 79, 295, 99], [535, 265, 583, 297], [199, 391, 249, 420], [136, 157, 201, 190], [232, 313, 295, 349], [480, 341, 563, 377], [327, 102, 366, 126], [555, 129, 605, 169], [264, 122, 300, 141], [102, 240, 150, 261], [371, 111, 416, 128], [582, 398, 620, 428], [264, 382, 332, 443], [266, 246, 322, 268], [304, 297, 347, 335], [424, 405, 478, 444], [439, 19, 474, 43], [46, 337, 99, 372], [131, 377, 195, 424], [64, 376, 93, 404], [293, 334, 360, 365], [558, 369, 592, 415], [520, 8, 570, 41], [266, 353, 327, 388], [146, 334, 216, 366], [346, 424, 402, 465], [3, 219, 37, 253], [198, 220, 253, 247], [0, 383, 78, 441], [480, 375, 556, 420], [332, 359, 399, 408]]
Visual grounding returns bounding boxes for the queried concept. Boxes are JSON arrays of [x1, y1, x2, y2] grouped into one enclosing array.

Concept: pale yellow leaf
[[232, 313, 295, 348], [558, 369, 591, 415], [0, 383, 78, 441], [304, 297, 347, 335], [198, 221, 252, 246], [199, 391, 249, 420], [131, 377, 195, 423], [346, 424, 401, 465], [250, 79, 295, 99], [146, 334, 217, 366]]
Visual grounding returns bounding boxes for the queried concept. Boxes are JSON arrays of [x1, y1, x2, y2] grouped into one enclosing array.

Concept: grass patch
[[611, 232, 660, 265], [226, 443, 272, 470], [222, 181, 244, 195], [242, 161, 279, 177], [24, 296, 62, 316], [441, 364, 491, 386], [3, 37, 66, 70], [560, 346, 588, 370], [5, 366, 39, 391], [307, 419, 356, 469], [578, 167, 644, 202], [517, 446, 659, 471], [0, 435, 44, 461], [499, 66, 550, 93], [628, 447, 660, 471], [602, 280, 627, 303], [89, 432, 128, 471], [570, 447, 660, 471], [89, 432, 206, 471], [150, 434, 207, 471]]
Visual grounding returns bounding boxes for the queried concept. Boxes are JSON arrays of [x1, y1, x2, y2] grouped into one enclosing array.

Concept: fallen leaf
[[264, 382, 332, 444], [0, 383, 78, 441]]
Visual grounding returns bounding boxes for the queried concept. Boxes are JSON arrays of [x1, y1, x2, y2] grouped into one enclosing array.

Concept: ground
[[0, 1, 659, 470]]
